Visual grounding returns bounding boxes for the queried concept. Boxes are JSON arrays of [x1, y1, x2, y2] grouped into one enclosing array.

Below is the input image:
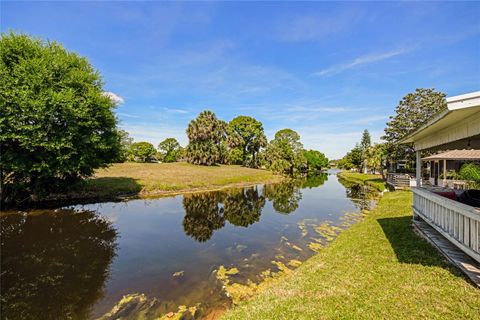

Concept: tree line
[[122, 110, 329, 175]]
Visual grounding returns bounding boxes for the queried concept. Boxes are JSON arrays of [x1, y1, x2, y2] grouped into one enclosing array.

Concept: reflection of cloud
[[103, 91, 125, 105], [313, 49, 407, 77]]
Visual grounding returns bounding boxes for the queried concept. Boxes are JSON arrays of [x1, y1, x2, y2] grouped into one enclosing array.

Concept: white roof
[[400, 91, 480, 148]]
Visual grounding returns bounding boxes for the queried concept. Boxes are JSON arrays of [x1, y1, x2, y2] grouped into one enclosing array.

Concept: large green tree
[[264, 129, 305, 175], [186, 110, 227, 165], [129, 142, 156, 162], [0, 32, 121, 204], [227, 116, 267, 167], [383, 88, 447, 165], [157, 138, 181, 163], [303, 150, 329, 172]]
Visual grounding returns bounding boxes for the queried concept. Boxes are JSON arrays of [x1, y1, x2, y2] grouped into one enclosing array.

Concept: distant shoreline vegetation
[[0, 32, 328, 208]]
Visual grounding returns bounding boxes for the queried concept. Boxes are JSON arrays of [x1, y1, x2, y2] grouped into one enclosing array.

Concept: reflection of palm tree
[[182, 193, 225, 242], [224, 187, 265, 227], [264, 180, 302, 214], [0, 209, 117, 320]]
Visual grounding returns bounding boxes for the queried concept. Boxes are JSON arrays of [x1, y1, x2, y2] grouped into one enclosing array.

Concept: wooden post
[[416, 150, 422, 187], [443, 159, 447, 187]]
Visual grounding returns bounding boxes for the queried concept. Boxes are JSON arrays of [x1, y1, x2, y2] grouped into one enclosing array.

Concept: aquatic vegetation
[[172, 270, 184, 277], [271, 261, 292, 274], [216, 266, 240, 281], [340, 211, 365, 227], [297, 220, 309, 237], [280, 236, 303, 252], [288, 259, 302, 268], [314, 222, 342, 242], [308, 242, 323, 252], [215, 261, 293, 305], [99, 293, 199, 320]]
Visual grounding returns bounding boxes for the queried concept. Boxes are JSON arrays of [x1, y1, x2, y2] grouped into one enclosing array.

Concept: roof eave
[[398, 109, 450, 144]]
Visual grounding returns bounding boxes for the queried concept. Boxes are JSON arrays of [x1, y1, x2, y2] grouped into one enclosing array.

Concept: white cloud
[[313, 49, 407, 77], [164, 107, 189, 114], [117, 112, 140, 118], [103, 91, 125, 105]]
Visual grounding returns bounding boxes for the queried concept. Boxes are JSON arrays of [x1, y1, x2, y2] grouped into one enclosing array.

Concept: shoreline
[[4, 175, 285, 210]]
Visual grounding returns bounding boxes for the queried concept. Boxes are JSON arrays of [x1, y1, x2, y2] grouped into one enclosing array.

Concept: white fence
[[412, 187, 480, 263], [387, 173, 416, 189]]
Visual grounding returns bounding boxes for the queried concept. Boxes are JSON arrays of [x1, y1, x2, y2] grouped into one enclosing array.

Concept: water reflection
[[264, 180, 303, 214], [182, 175, 330, 242], [301, 173, 328, 189], [223, 187, 265, 227], [337, 177, 378, 210], [182, 193, 226, 242], [0, 210, 117, 320]]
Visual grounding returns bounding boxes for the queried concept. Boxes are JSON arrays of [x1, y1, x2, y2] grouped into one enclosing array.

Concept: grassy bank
[[222, 191, 479, 319], [68, 162, 282, 201], [338, 171, 387, 191]]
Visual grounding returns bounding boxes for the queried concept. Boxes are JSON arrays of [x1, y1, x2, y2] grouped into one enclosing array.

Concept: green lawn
[[72, 162, 282, 200], [222, 191, 479, 320], [338, 171, 388, 191]]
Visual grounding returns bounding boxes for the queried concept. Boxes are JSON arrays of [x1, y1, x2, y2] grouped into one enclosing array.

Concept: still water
[[1, 171, 377, 319]]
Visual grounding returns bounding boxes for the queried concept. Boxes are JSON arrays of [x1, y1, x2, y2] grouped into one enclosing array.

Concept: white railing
[[412, 187, 480, 263], [387, 173, 416, 189]]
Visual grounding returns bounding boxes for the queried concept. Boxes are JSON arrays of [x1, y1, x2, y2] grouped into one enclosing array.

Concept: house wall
[[414, 112, 480, 151]]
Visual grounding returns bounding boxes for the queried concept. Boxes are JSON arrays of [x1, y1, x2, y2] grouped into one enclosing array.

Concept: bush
[[459, 163, 480, 183], [0, 32, 121, 204]]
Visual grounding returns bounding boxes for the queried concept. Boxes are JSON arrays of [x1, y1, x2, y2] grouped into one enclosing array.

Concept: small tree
[[0, 32, 121, 204], [186, 110, 226, 166], [118, 130, 133, 162], [360, 129, 371, 173], [158, 138, 181, 163], [129, 142, 156, 162]]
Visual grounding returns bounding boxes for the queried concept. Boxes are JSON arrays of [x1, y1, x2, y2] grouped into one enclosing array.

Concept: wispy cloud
[[117, 112, 140, 118], [164, 107, 189, 114], [313, 49, 408, 77]]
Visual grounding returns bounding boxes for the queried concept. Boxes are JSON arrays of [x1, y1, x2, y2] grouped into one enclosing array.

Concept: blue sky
[[2, 1, 479, 158]]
